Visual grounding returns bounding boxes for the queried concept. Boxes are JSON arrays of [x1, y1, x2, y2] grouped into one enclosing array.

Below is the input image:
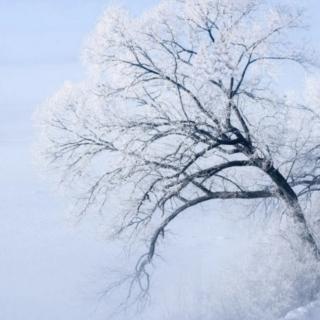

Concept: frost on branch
[[36, 0, 320, 300]]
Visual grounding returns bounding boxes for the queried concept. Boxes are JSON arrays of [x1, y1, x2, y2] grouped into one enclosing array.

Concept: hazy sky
[[0, 1, 158, 319], [1, 1, 320, 319], [0, 0, 158, 139]]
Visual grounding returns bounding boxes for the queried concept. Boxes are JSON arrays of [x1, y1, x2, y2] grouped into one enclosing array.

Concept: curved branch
[[132, 189, 275, 296]]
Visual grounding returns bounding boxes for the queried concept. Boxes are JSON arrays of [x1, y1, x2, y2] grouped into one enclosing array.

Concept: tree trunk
[[257, 161, 320, 259]]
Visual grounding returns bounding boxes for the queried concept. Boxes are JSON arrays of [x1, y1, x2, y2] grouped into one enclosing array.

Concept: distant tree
[[36, 0, 320, 298]]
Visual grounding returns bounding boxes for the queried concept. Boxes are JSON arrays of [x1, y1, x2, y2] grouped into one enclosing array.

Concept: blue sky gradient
[[0, 1, 157, 319]]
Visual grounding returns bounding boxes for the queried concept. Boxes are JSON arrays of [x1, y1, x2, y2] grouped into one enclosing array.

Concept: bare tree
[[36, 0, 320, 298]]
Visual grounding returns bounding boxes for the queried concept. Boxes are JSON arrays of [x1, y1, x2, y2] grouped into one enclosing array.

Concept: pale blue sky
[[0, 1, 158, 319], [0, 1, 320, 319], [0, 0, 158, 139]]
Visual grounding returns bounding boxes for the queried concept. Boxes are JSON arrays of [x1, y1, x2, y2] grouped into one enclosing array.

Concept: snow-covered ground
[[281, 299, 320, 320]]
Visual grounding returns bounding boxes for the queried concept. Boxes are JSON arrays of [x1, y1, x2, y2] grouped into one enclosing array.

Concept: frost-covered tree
[[36, 0, 320, 298]]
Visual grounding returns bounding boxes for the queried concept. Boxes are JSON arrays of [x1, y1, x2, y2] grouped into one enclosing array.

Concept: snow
[[281, 299, 320, 320]]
